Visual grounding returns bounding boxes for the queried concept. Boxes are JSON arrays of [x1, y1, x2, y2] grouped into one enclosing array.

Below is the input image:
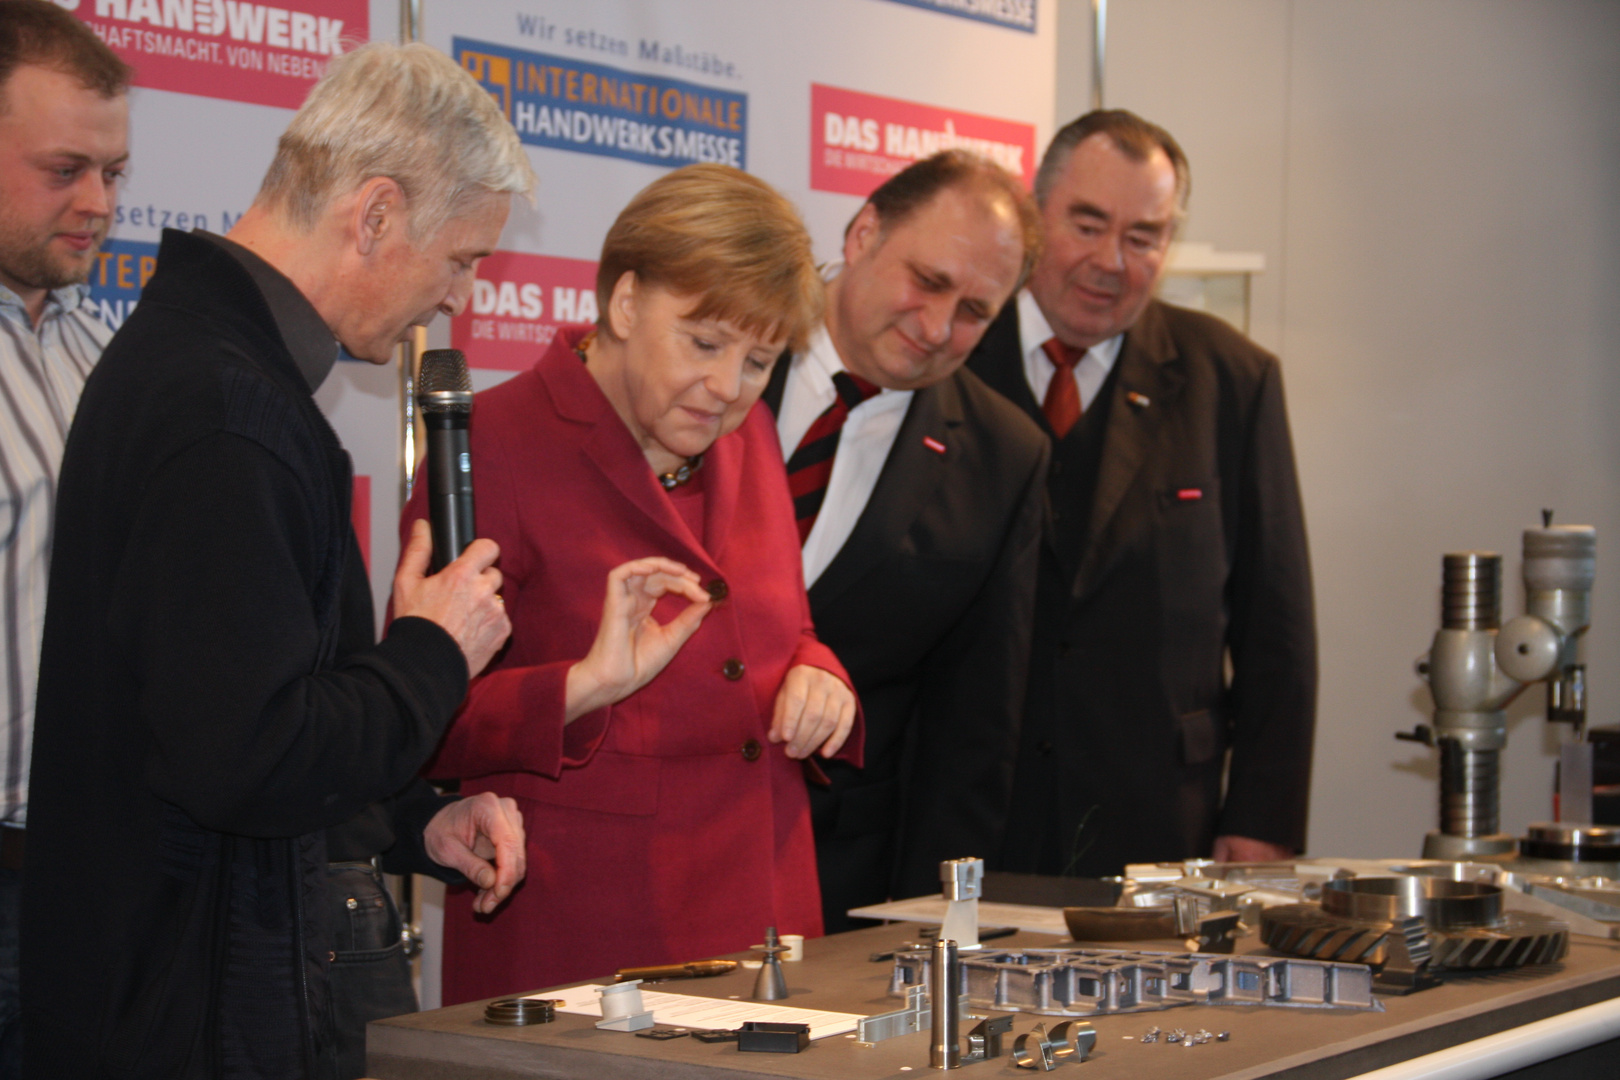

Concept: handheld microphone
[[416, 348, 475, 573]]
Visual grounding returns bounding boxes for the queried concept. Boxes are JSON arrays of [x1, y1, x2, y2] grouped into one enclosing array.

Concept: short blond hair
[[596, 165, 821, 355], [257, 42, 535, 239]]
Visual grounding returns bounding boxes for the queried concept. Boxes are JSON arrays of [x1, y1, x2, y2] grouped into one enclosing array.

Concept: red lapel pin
[[1126, 391, 1151, 408], [922, 436, 947, 455], [1177, 488, 1203, 501]]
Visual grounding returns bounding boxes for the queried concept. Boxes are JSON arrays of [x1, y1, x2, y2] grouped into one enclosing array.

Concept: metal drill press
[[1399, 517, 1597, 861]]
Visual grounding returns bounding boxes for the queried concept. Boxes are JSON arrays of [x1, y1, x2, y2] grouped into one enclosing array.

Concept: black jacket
[[766, 357, 1048, 928], [23, 230, 467, 1079], [968, 299, 1317, 876]]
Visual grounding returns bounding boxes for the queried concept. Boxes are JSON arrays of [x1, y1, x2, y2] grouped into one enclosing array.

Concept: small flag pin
[[1177, 488, 1203, 501], [922, 436, 947, 455], [1126, 391, 1151, 408]]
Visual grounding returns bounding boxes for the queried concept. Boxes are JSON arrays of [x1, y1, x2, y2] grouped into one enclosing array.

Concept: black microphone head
[[418, 349, 473, 414]]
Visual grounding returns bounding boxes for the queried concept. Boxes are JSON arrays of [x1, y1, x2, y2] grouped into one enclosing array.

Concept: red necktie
[[1041, 337, 1084, 438], [786, 371, 881, 544]]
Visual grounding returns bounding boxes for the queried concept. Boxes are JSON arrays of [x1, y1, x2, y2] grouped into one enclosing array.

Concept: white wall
[[1056, 0, 1620, 857]]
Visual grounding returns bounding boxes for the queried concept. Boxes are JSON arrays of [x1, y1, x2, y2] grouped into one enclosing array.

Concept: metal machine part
[[961, 1015, 1014, 1064], [930, 939, 960, 1069], [1067, 864, 1306, 951], [940, 858, 983, 950], [890, 947, 1381, 1017], [484, 998, 558, 1025], [1401, 522, 1597, 860], [1010, 1021, 1095, 1071], [1518, 823, 1620, 867], [1340, 859, 1620, 942], [1514, 877, 1620, 925], [1260, 876, 1568, 977], [858, 984, 932, 1044], [1321, 875, 1503, 928], [752, 927, 789, 1001]]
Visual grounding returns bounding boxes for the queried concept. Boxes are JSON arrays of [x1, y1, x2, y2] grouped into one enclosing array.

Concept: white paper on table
[[532, 983, 862, 1040]]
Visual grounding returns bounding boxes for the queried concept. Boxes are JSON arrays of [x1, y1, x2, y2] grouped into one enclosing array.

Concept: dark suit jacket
[[766, 357, 1048, 930], [967, 299, 1316, 877]]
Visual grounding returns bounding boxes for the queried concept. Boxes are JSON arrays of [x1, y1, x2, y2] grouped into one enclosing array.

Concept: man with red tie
[[763, 151, 1049, 931], [967, 110, 1317, 877]]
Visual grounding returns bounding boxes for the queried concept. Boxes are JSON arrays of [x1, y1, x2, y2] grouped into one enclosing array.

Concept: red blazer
[[401, 328, 861, 1003]]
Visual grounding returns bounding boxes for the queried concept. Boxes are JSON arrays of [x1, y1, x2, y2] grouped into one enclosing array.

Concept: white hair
[[257, 41, 535, 238]]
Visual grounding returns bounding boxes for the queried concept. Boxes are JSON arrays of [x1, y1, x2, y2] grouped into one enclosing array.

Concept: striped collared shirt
[[0, 282, 112, 825]]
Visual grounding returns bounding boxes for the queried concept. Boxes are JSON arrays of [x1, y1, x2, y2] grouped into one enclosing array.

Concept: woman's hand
[[565, 558, 713, 721], [769, 665, 856, 759]]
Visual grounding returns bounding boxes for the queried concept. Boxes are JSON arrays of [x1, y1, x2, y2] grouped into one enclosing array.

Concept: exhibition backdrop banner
[[70, 0, 385, 578], [84, 237, 158, 331], [66, 0, 1054, 649], [455, 38, 748, 169], [441, 0, 1054, 382], [810, 83, 1036, 198], [68, 0, 366, 108], [452, 250, 599, 372], [878, 0, 1037, 33]]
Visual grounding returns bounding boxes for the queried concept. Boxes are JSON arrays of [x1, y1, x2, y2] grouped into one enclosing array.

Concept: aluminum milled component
[[889, 946, 1381, 1017]]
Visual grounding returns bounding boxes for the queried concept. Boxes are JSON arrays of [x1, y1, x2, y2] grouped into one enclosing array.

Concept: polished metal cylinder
[[929, 939, 959, 1069], [1520, 822, 1620, 862], [1442, 553, 1502, 630], [1320, 876, 1502, 929], [1522, 526, 1597, 592], [1439, 741, 1499, 837]]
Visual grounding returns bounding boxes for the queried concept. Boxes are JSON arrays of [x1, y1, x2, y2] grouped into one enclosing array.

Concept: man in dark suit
[[764, 151, 1049, 931], [967, 110, 1316, 878]]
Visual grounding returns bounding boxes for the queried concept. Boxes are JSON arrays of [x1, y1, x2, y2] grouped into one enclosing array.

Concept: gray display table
[[366, 924, 1620, 1079]]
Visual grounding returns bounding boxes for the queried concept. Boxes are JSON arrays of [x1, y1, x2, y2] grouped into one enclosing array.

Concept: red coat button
[[706, 578, 729, 601], [722, 658, 746, 681], [741, 738, 762, 761]]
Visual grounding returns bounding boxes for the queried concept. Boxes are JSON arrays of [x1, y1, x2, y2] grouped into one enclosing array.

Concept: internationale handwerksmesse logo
[[455, 37, 747, 170]]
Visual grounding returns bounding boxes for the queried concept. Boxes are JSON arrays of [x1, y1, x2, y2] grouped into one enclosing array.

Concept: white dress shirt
[[1016, 290, 1123, 412], [776, 325, 913, 588]]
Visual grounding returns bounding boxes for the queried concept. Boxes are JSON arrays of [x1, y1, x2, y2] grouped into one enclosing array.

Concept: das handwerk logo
[[69, 0, 367, 110], [811, 84, 1035, 198], [455, 37, 747, 170], [450, 250, 599, 373]]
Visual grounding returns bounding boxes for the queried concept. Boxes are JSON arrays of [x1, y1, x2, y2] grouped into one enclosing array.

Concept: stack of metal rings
[[484, 997, 561, 1025]]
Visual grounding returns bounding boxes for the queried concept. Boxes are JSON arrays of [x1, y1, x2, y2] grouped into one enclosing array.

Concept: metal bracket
[[960, 1015, 1014, 1063], [858, 984, 932, 1044]]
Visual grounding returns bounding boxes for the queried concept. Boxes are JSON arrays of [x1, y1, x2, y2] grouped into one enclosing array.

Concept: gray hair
[[256, 42, 535, 238], [1035, 109, 1190, 217]]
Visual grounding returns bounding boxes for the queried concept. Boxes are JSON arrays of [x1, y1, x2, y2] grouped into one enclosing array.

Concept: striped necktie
[[786, 370, 881, 544]]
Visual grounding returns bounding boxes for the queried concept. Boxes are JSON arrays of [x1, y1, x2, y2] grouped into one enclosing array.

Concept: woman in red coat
[[402, 165, 861, 1003]]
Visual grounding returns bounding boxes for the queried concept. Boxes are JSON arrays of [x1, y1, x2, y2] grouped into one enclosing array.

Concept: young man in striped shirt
[[0, 4, 130, 1074]]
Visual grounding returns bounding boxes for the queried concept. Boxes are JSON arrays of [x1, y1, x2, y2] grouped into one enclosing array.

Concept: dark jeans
[[0, 866, 18, 1080], [318, 865, 417, 1080]]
